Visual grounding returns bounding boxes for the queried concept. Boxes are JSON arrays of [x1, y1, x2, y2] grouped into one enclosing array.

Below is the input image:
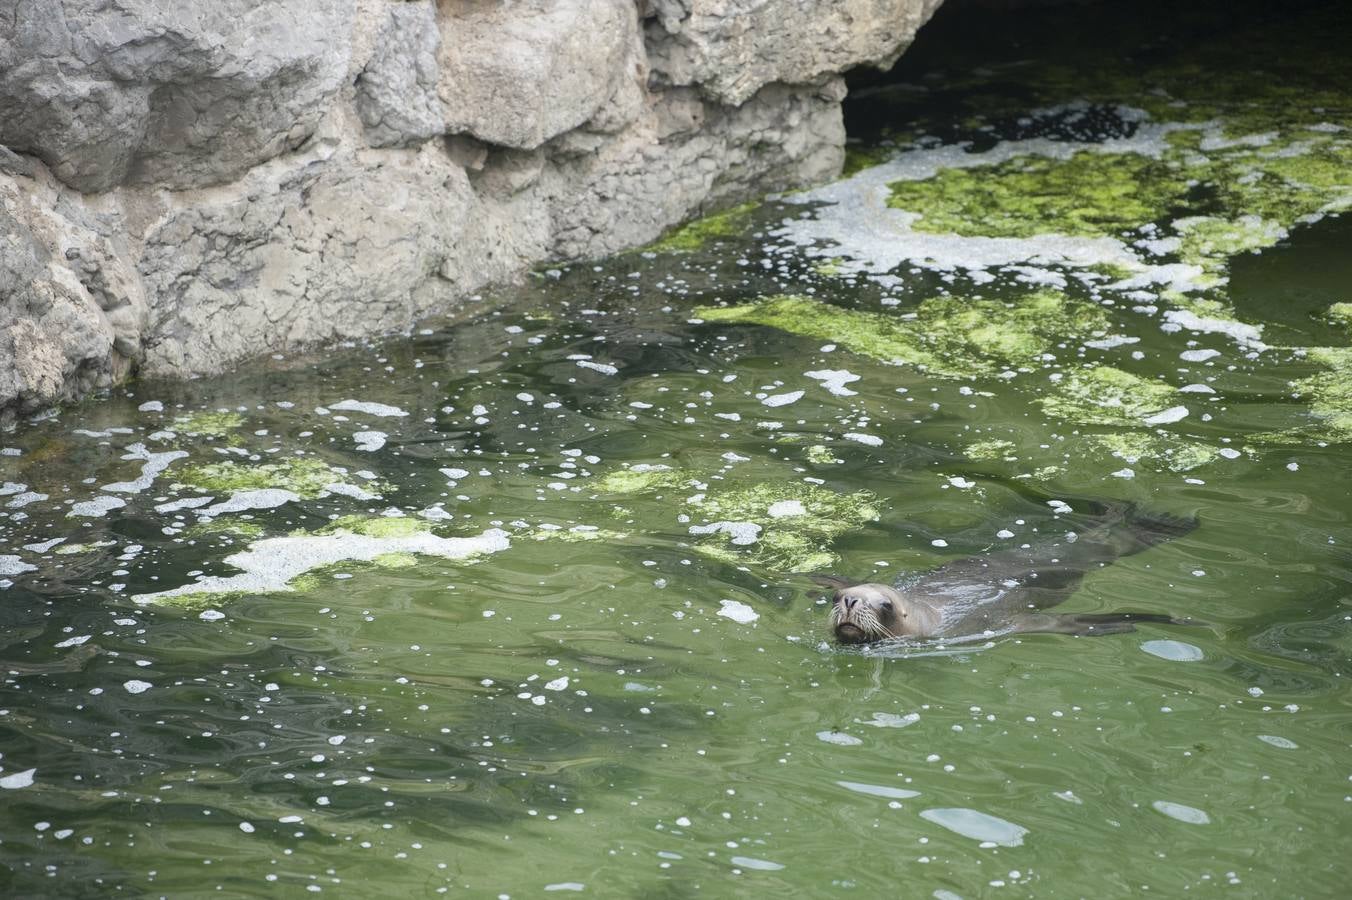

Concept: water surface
[[3, 2, 1350, 896]]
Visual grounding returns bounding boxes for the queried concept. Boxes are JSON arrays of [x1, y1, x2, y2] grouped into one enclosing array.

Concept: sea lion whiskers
[[830, 583, 941, 643]]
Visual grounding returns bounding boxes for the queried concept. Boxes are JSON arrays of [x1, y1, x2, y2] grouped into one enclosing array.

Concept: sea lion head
[[827, 582, 936, 644]]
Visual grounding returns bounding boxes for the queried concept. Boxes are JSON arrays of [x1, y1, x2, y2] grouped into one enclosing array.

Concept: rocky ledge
[[0, 0, 942, 423]]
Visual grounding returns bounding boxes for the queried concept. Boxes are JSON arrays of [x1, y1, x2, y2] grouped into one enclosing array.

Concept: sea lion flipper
[[1012, 612, 1202, 637]]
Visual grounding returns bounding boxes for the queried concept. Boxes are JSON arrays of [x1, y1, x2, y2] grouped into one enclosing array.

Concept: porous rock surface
[[0, 0, 942, 422]]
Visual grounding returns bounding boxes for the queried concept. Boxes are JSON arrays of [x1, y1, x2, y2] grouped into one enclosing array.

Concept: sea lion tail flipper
[[1127, 509, 1200, 546], [1091, 505, 1199, 556], [1014, 611, 1204, 637]]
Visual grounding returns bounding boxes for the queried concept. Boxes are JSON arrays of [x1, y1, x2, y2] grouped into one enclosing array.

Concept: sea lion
[[822, 503, 1199, 644]]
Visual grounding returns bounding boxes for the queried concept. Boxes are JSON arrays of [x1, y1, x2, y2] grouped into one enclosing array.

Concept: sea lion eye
[[880, 600, 894, 614]]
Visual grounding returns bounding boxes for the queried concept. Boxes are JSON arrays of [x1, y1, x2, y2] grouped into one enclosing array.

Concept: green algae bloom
[[1326, 303, 1352, 332], [317, 515, 428, 539], [688, 482, 879, 572], [172, 410, 246, 437], [842, 143, 896, 177], [593, 466, 690, 494], [1039, 367, 1178, 426], [887, 150, 1187, 240], [696, 291, 1107, 379], [806, 444, 842, 466], [1173, 215, 1287, 276], [646, 201, 758, 253], [177, 458, 349, 498], [53, 540, 116, 556], [1248, 348, 1352, 446], [183, 520, 265, 540], [964, 439, 1017, 462], [698, 294, 941, 370], [1087, 433, 1220, 472], [881, 127, 1349, 293], [528, 526, 629, 543], [1296, 347, 1352, 438]]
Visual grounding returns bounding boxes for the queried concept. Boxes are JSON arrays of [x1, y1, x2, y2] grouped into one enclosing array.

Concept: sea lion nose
[[839, 595, 857, 611]]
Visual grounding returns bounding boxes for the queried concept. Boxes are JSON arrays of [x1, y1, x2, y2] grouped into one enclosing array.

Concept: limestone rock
[[355, 1, 446, 148], [0, 0, 949, 421], [437, 0, 645, 149], [0, 174, 143, 420], [545, 80, 846, 260], [0, 0, 353, 193], [645, 0, 945, 105], [136, 146, 545, 377]]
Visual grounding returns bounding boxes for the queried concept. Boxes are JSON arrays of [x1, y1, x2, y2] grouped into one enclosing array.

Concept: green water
[[4, 2, 1352, 897]]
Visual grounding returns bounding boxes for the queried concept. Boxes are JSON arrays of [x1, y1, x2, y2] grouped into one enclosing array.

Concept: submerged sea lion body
[[826, 504, 1199, 644]]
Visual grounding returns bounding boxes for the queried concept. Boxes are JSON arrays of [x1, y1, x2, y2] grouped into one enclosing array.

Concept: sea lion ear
[[809, 574, 859, 590]]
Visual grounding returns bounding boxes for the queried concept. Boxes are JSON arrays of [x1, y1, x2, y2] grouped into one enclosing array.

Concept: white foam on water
[[730, 857, 785, 872], [0, 555, 37, 576], [575, 360, 618, 375], [103, 444, 189, 493], [329, 399, 408, 417], [761, 390, 804, 408], [134, 528, 511, 604], [1257, 734, 1298, 749], [1180, 349, 1221, 362], [155, 496, 214, 513], [836, 780, 921, 800], [689, 521, 761, 545], [68, 496, 127, 518], [859, 712, 920, 728], [0, 768, 36, 789], [919, 808, 1028, 846], [1152, 800, 1211, 824], [353, 431, 387, 452], [805, 369, 861, 396], [844, 432, 883, 446], [1085, 336, 1140, 350], [198, 489, 300, 519], [1143, 405, 1189, 425], [816, 731, 863, 746], [767, 500, 806, 518], [1163, 310, 1265, 346], [716, 600, 759, 624], [1141, 640, 1204, 661]]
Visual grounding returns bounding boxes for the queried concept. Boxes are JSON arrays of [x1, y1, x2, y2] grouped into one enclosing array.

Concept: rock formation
[[0, 0, 943, 423]]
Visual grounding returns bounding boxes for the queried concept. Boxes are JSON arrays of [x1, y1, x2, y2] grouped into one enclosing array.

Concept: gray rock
[[545, 80, 846, 260], [437, 0, 644, 149], [355, 1, 446, 148], [0, 0, 949, 420], [136, 146, 546, 377], [0, 174, 143, 421], [645, 0, 945, 105], [0, 0, 353, 193]]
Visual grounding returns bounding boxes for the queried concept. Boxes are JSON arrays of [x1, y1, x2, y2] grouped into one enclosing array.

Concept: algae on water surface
[[697, 290, 1108, 379]]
